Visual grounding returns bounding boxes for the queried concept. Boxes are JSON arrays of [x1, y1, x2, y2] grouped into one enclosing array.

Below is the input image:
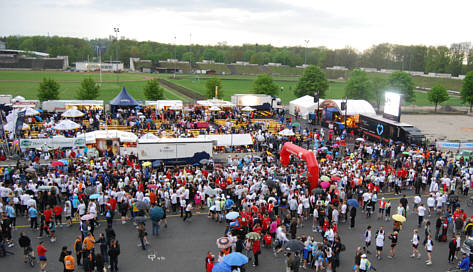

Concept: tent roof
[[289, 95, 324, 107], [321, 99, 376, 116], [110, 87, 139, 106]]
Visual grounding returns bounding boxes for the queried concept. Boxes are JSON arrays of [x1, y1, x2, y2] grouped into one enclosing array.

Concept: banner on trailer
[[20, 137, 86, 149], [436, 142, 473, 150]]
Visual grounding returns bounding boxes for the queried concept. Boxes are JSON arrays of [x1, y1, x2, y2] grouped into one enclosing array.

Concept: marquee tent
[[110, 87, 139, 111], [288, 95, 324, 119]]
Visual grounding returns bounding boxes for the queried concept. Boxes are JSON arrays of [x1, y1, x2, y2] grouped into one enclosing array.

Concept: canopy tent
[[196, 98, 235, 108], [139, 133, 159, 140], [288, 95, 324, 119], [53, 120, 80, 130], [320, 99, 376, 116], [20, 107, 40, 116], [4, 121, 29, 132], [62, 108, 85, 118], [110, 87, 139, 111], [77, 130, 138, 144], [145, 100, 183, 110]]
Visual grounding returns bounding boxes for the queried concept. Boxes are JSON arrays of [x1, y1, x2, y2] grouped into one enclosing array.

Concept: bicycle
[[24, 247, 35, 267]]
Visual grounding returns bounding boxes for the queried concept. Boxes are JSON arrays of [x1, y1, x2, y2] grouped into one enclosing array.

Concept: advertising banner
[[20, 137, 86, 150]]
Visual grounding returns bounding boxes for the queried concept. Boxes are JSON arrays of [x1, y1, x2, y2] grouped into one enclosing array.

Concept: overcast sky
[[1, 0, 471, 50]]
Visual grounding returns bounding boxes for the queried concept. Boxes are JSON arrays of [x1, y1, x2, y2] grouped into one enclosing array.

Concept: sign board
[[20, 137, 86, 150], [435, 142, 473, 150]]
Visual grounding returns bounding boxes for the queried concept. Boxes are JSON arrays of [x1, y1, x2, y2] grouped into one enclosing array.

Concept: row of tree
[[38, 78, 164, 101], [207, 65, 473, 111], [3, 35, 473, 76], [37, 65, 473, 111]]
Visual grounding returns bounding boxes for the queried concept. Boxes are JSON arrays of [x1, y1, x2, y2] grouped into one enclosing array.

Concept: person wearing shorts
[[36, 241, 48, 272], [388, 231, 398, 258]]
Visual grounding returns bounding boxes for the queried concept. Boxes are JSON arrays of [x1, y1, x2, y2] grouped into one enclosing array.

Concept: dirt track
[[401, 114, 473, 141]]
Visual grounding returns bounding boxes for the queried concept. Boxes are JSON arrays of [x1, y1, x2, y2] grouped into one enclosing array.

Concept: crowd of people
[[0, 105, 473, 272]]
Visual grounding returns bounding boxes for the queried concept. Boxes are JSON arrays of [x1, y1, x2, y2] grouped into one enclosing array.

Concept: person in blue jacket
[[458, 253, 470, 272]]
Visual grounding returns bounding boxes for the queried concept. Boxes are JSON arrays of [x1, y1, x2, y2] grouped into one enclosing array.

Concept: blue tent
[[110, 87, 139, 111]]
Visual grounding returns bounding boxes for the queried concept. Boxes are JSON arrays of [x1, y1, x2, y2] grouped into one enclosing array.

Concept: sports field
[[0, 70, 467, 106], [0, 71, 190, 102]]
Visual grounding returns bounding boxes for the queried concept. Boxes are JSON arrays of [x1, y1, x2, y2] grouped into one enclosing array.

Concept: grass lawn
[[0, 71, 190, 102], [0, 71, 467, 106]]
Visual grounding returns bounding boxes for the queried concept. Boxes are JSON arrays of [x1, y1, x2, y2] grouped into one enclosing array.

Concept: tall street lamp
[[114, 27, 120, 83], [304, 40, 309, 65], [173, 36, 177, 79]]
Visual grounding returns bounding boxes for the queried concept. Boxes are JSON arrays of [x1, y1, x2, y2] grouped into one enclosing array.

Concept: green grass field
[[0, 71, 190, 102], [0, 70, 466, 107]]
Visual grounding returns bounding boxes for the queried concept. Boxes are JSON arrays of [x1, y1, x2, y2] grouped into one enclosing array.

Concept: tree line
[[37, 67, 473, 112], [2, 36, 473, 76]]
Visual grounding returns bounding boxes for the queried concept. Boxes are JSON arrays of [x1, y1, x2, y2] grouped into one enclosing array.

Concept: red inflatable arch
[[280, 142, 319, 191]]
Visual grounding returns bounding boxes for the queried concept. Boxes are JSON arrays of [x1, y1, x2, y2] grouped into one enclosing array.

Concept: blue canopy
[[110, 87, 139, 106]]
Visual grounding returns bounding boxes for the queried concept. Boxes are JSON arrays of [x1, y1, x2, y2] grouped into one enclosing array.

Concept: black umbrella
[[135, 201, 149, 210], [312, 188, 324, 195], [265, 179, 277, 188], [284, 240, 304, 252], [84, 186, 97, 196]]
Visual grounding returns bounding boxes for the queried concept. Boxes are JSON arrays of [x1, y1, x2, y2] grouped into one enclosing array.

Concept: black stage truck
[[358, 114, 425, 146]]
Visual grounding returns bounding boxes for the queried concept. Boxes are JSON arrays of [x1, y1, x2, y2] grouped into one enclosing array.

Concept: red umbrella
[[147, 184, 158, 189], [331, 176, 341, 182], [320, 181, 330, 189], [51, 161, 65, 167]]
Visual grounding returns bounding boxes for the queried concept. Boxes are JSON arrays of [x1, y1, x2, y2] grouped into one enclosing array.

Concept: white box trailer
[[137, 138, 215, 164], [42, 100, 104, 112]]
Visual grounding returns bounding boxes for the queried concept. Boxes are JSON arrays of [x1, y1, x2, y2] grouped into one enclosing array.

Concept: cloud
[[0, 0, 471, 50]]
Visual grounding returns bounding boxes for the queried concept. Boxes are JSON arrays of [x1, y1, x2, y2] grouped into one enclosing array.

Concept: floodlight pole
[[174, 36, 177, 79], [304, 40, 309, 65], [114, 27, 120, 83], [96, 45, 102, 85]]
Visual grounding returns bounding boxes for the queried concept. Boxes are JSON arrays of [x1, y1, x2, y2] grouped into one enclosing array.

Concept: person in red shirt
[[205, 251, 214, 272], [37, 241, 48, 271], [53, 205, 63, 227], [252, 239, 261, 266], [44, 206, 53, 224]]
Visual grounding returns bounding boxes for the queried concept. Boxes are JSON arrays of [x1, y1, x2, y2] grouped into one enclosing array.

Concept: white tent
[[196, 98, 235, 108], [321, 99, 376, 116], [241, 106, 256, 111], [145, 100, 183, 110], [21, 107, 40, 116], [139, 133, 159, 140], [279, 128, 295, 136], [62, 108, 85, 118], [4, 122, 29, 132], [53, 120, 80, 130], [288, 95, 324, 119], [77, 130, 138, 144]]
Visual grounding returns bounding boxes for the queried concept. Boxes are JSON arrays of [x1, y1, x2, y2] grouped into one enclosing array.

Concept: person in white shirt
[[426, 195, 435, 216], [411, 229, 420, 258], [425, 235, 434, 265], [183, 202, 193, 222], [413, 195, 422, 213], [375, 227, 385, 259], [417, 204, 426, 227]]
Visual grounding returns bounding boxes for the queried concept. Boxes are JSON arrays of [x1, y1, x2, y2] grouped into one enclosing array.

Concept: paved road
[[2, 191, 471, 272]]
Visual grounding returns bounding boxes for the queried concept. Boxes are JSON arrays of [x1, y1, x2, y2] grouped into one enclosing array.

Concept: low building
[[74, 61, 124, 72]]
